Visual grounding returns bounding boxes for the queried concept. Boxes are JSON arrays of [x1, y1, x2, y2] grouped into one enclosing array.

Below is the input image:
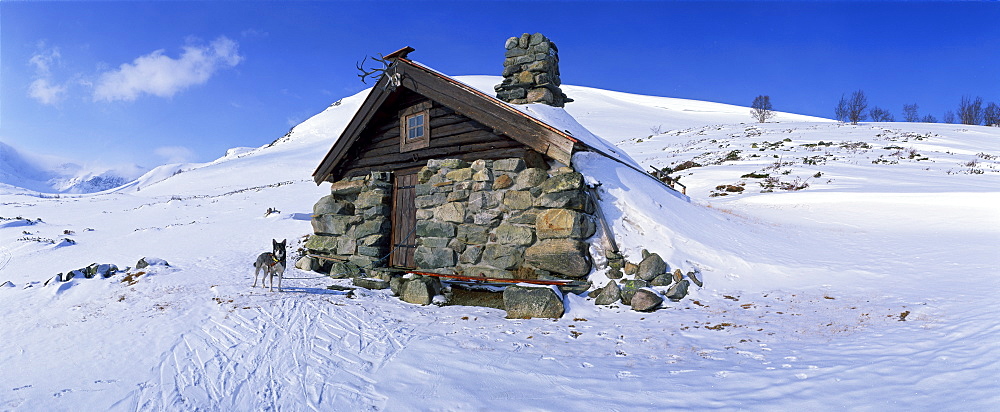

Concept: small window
[[406, 113, 425, 140], [400, 102, 431, 152]]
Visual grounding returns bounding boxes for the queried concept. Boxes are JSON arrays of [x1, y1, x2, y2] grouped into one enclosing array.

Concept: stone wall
[[305, 172, 393, 272], [413, 157, 595, 280], [494, 33, 571, 107]]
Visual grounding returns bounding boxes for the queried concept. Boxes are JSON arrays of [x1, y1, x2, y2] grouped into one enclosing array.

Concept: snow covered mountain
[[1, 79, 998, 410], [0, 141, 146, 194]]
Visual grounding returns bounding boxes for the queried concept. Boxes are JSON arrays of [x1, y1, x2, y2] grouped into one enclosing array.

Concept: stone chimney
[[494, 33, 571, 107]]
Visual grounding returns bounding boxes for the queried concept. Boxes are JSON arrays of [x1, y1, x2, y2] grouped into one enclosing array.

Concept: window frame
[[399, 102, 432, 152]]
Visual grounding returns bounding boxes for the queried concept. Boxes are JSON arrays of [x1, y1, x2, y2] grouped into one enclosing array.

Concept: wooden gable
[[313, 57, 580, 184]]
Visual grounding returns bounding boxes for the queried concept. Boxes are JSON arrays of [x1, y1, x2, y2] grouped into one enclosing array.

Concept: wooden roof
[[313, 55, 583, 184]]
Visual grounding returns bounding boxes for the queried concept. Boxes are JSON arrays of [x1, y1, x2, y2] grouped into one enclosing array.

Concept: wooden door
[[391, 172, 418, 268]]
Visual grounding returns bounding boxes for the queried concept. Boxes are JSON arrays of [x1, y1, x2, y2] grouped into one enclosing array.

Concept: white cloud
[[93, 36, 243, 102], [154, 146, 196, 164], [27, 45, 68, 106], [29, 46, 60, 76], [28, 78, 68, 106]]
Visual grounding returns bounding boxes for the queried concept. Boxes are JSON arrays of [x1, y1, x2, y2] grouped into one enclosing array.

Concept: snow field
[[2, 80, 999, 410]]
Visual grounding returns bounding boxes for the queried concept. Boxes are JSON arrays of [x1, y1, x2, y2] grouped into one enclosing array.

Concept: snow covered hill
[[0, 142, 147, 194], [2, 81, 999, 410]]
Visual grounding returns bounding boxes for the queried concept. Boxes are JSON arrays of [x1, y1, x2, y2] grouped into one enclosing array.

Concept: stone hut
[[308, 36, 684, 289]]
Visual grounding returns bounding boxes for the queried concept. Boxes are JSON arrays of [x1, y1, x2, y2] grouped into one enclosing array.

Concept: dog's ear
[[280, 239, 287, 246]]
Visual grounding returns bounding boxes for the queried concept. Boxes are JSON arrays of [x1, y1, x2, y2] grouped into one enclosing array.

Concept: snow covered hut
[[308, 35, 683, 282]]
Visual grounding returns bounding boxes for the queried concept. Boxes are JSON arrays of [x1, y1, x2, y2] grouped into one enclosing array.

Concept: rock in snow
[[503, 284, 564, 318], [630, 288, 664, 312]]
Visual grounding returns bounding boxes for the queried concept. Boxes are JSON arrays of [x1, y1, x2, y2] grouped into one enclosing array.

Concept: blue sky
[[2, 1, 998, 170]]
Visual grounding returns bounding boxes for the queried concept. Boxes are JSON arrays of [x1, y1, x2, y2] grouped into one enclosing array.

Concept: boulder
[[459, 245, 484, 264], [620, 279, 649, 305], [414, 246, 456, 269], [502, 190, 533, 210], [539, 172, 583, 194], [594, 281, 621, 306], [329, 180, 366, 195], [402, 278, 436, 305], [514, 168, 548, 190], [352, 277, 389, 290], [417, 220, 456, 238], [470, 190, 501, 210], [354, 217, 389, 238], [313, 195, 355, 215], [389, 276, 405, 296], [445, 167, 473, 181], [688, 271, 704, 287], [665, 279, 690, 302], [494, 224, 535, 246], [311, 214, 359, 235], [534, 190, 593, 213], [650, 273, 673, 287], [492, 174, 514, 190], [329, 262, 362, 279], [304, 234, 338, 253], [535, 208, 595, 239], [457, 224, 489, 245], [355, 191, 388, 209], [295, 256, 316, 271], [630, 288, 664, 312], [503, 285, 564, 319], [637, 253, 667, 281], [524, 239, 591, 278], [472, 169, 493, 182], [481, 244, 523, 270], [136, 257, 168, 269], [494, 158, 526, 172], [624, 262, 638, 276]]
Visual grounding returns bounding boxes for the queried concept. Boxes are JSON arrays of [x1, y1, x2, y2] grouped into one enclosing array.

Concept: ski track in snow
[[109, 289, 416, 411]]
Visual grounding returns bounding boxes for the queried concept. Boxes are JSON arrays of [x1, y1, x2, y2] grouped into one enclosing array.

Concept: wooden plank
[[351, 127, 509, 160], [345, 139, 525, 170], [391, 173, 417, 268], [338, 147, 530, 179], [367, 110, 465, 138], [364, 117, 488, 149]]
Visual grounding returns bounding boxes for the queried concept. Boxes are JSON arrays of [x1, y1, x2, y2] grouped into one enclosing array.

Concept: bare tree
[[835, 94, 849, 122], [750, 95, 775, 123], [844, 90, 868, 124], [869, 106, 894, 122], [943, 111, 956, 124], [903, 103, 919, 122], [958, 95, 984, 125], [984, 102, 1000, 127], [921, 114, 937, 123]]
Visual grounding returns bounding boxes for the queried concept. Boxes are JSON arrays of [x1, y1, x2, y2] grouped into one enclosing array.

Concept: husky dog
[[253, 239, 286, 292]]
